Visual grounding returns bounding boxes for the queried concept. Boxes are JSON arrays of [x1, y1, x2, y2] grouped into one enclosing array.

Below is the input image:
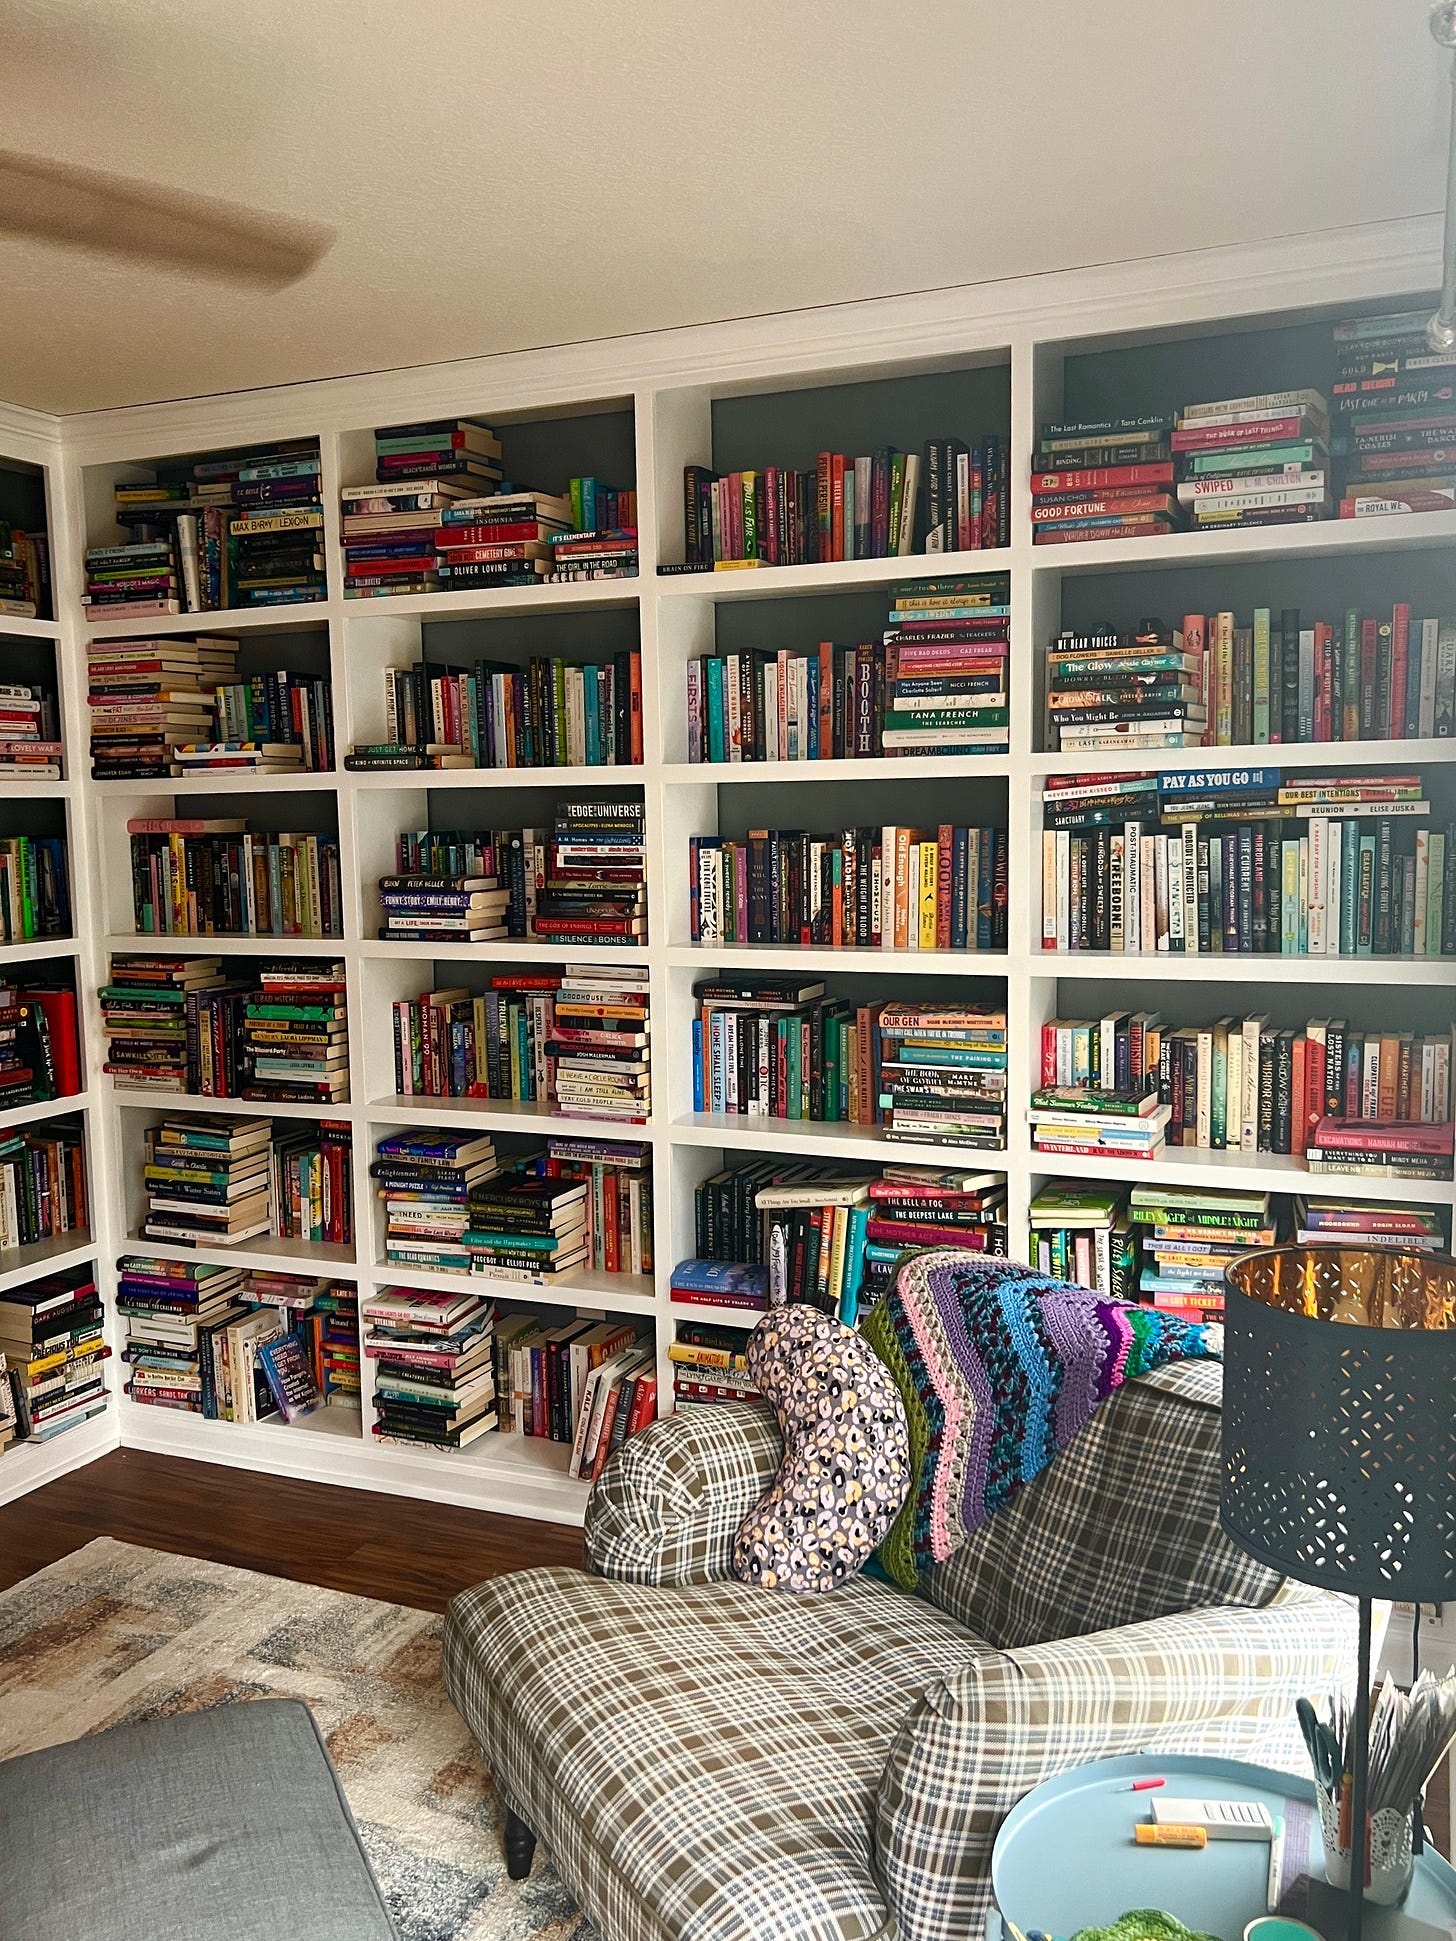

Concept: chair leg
[[503, 1807, 537, 1880]]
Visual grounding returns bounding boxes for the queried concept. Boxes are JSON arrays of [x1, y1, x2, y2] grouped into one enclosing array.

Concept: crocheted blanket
[[860, 1251, 1218, 1590]]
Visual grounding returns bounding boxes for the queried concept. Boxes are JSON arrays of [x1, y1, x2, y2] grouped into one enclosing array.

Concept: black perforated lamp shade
[[1221, 1245, 1456, 1604]]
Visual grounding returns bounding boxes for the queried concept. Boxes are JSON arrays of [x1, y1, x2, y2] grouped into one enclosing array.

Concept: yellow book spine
[[918, 841, 938, 948]]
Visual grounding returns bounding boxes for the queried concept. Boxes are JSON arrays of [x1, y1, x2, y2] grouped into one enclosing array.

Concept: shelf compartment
[[0, 1228, 94, 1296], [365, 1254, 658, 1319]]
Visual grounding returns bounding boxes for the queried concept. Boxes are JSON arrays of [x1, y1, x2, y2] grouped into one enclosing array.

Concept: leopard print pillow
[[731, 1305, 910, 1594]]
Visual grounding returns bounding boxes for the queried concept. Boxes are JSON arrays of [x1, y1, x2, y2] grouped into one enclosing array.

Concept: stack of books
[[1307, 1117, 1453, 1181], [1293, 1194, 1448, 1252], [433, 489, 570, 594], [0, 1266, 109, 1443], [0, 1123, 86, 1251], [270, 1122, 353, 1246], [140, 1115, 274, 1247], [378, 837, 511, 945], [1332, 311, 1456, 518], [116, 1257, 249, 1415], [315, 1283, 361, 1406], [364, 1285, 499, 1450], [127, 816, 343, 937], [1028, 1085, 1170, 1163], [0, 679, 61, 779], [100, 954, 232, 1094], [1130, 1185, 1277, 1320], [372, 1131, 501, 1273], [0, 834, 70, 941], [877, 1001, 1009, 1149], [1045, 622, 1206, 752], [339, 475, 486, 601], [866, 1166, 1006, 1259], [1027, 1183, 1136, 1298], [548, 525, 638, 582], [464, 1171, 590, 1283], [228, 507, 327, 609], [82, 535, 183, 619], [211, 667, 334, 771], [1031, 416, 1180, 544], [87, 636, 239, 781], [241, 961, 349, 1104], [879, 576, 1010, 753], [540, 1135, 653, 1277], [668, 1320, 758, 1411], [689, 821, 1008, 950], [350, 646, 643, 771], [678, 438, 1007, 568], [1174, 391, 1330, 532], [173, 740, 304, 779], [551, 962, 650, 1122], [0, 521, 49, 618], [1041, 769, 1456, 958], [535, 797, 646, 945]]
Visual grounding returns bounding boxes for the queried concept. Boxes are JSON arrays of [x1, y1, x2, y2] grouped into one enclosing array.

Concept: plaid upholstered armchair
[[444, 1361, 1353, 1941]]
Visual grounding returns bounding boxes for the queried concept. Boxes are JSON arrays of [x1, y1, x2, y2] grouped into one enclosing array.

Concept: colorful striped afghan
[[861, 1250, 1219, 1590]]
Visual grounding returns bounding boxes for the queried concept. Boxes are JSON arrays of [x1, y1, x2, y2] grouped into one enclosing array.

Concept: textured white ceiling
[[0, 0, 1446, 414]]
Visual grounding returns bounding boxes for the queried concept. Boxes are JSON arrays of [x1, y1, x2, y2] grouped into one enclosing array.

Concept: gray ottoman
[[0, 1699, 395, 1941]]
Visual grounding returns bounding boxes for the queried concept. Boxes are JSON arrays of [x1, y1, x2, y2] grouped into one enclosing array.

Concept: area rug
[[0, 1537, 596, 1941]]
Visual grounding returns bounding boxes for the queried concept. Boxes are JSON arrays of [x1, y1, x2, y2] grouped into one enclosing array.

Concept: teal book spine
[[706, 659, 726, 763]]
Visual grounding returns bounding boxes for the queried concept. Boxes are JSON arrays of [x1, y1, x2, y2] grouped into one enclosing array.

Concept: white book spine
[[1419, 618, 1440, 738]]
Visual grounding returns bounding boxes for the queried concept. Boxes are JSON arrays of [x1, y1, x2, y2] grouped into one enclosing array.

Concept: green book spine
[[1252, 607, 1271, 744]]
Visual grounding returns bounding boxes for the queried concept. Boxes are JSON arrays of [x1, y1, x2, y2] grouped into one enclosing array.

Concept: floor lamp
[[1220, 1244, 1456, 1941]]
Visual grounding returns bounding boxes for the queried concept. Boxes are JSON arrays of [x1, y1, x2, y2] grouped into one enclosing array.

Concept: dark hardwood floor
[[0, 1448, 585, 1609]]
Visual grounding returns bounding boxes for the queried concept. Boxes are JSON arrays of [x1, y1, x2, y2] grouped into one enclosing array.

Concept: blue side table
[[990, 1754, 1456, 1941]]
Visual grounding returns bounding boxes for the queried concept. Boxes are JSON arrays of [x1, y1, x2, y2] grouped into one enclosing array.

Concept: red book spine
[[1389, 601, 1411, 740], [1040, 1022, 1058, 1087], [1171, 416, 1309, 449], [1360, 619, 1380, 738], [831, 454, 846, 562], [1290, 1036, 1309, 1157], [816, 454, 833, 562], [1031, 462, 1175, 493]]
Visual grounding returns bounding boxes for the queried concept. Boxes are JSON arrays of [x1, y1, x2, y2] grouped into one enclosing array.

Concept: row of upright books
[[685, 576, 1010, 761], [0, 1121, 86, 1252], [0, 678, 61, 778], [677, 439, 1009, 568], [0, 520, 50, 619], [1038, 1010, 1454, 1177], [390, 968, 651, 1124], [689, 822, 1008, 951], [1029, 1181, 1449, 1320], [0, 1265, 107, 1451], [1041, 770, 1456, 958], [101, 955, 348, 1103], [0, 834, 70, 942], [341, 420, 636, 597], [1046, 602, 1456, 755], [128, 816, 343, 938], [382, 796, 645, 946], [138, 1115, 353, 1249], [690, 985, 1008, 1149], [0, 979, 81, 1107], [676, 1157, 1008, 1325], [346, 649, 642, 771], [119, 1258, 359, 1423], [86, 445, 325, 616]]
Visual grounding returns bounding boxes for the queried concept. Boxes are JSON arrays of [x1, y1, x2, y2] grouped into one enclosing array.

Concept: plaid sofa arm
[[584, 1400, 782, 1586], [874, 1584, 1355, 1941]]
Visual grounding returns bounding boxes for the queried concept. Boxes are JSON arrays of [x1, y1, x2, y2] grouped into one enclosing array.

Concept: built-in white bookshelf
[[1, 219, 1453, 1523]]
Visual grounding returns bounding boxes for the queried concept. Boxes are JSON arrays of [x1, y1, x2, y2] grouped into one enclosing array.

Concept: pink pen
[[1130, 1778, 1166, 1792]]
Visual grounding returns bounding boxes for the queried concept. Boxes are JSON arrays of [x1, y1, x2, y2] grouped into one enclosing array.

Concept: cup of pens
[[1299, 1671, 1456, 1905]]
